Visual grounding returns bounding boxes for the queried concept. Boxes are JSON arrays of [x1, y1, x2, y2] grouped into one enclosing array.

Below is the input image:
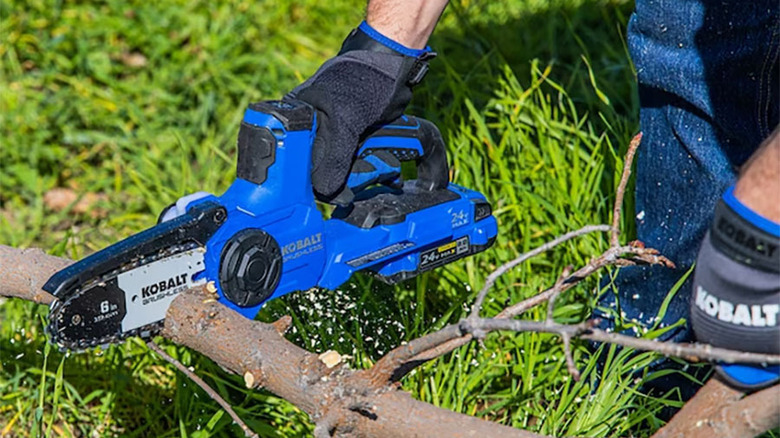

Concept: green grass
[[0, 0, 697, 436]]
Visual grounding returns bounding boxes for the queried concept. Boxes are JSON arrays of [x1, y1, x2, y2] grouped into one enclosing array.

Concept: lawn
[[1, 0, 695, 436]]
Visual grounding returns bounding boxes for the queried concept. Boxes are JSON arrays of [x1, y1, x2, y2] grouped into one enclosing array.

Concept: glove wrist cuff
[[710, 186, 780, 273], [339, 21, 436, 87], [341, 21, 431, 57]]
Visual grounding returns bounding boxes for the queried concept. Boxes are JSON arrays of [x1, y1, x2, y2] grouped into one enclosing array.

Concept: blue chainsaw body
[[44, 99, 497, 343], [195, 102, 497, 318]]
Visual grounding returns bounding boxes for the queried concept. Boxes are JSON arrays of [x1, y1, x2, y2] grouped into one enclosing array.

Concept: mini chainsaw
[[44, 99, 498, 350]]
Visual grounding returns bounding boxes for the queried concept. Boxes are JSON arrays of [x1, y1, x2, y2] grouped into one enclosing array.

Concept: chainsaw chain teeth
[[46, 243, 199, 353]]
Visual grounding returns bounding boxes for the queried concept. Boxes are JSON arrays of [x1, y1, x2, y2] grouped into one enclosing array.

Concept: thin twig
[[561, 333, 580, 381], [461, 318, 593, 337], [469, 224, 612, 320], [367, 325, 464, 386], [456, 316, 779, 363], [611, 132, 642, 247], [435, 318, 780, 366], [580, 329, 780, 364], [546, 265, 573, 322], [499, 243, 674, 319], [407, 336, 474, 363], [146, 341, 259, 438]]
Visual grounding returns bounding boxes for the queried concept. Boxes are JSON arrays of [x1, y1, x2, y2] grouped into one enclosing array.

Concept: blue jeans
[[595, 0, 779, 393]]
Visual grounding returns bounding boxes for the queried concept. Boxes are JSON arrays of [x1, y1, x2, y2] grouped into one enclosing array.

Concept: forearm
[[366, 0, 450, 49], [734, 126, 780, 221]]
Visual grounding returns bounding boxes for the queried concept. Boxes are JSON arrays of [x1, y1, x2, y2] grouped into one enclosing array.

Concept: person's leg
[[595, 0, 779, 396]]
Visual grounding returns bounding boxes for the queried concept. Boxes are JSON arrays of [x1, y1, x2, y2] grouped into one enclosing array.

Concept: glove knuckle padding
[[288, 51, 412, 199], [691, 233, 780, 355]]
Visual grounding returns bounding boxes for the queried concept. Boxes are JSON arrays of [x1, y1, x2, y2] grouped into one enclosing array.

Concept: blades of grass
[[34, 329, 51, 436], [43, 356, 66, 438], [650, 265, 695, 331]]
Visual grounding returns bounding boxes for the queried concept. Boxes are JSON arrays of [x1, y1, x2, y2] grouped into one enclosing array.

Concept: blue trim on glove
[[358, 21, 431, 57], [722, 186, 780, 237], [346, 153, 401, 193], [718, 363, 780, 389]]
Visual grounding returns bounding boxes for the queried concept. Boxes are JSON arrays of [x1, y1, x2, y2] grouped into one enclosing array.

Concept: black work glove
[[285, 21, 435, 205], [690, 186, 780, 391]]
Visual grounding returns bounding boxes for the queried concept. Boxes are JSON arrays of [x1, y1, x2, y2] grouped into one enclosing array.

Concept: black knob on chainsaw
[[219, 229, 282, 307]]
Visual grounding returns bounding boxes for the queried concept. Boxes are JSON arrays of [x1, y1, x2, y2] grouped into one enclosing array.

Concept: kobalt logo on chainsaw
[[118, 250, 206, 333], [282, 232, 323, 261], [139, 273, 189, 304]]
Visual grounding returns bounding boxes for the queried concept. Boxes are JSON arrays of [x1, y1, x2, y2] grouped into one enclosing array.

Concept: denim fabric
[[595, 0, 779, 392]]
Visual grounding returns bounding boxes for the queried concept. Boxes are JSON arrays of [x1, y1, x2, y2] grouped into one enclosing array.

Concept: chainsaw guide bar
[[47, 244, 205, 351]]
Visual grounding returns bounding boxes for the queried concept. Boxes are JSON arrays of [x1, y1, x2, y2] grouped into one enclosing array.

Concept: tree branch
[[163, 286, 544, 438], [0, 244, 534, 437], [580, 329, 780, 365], [611, 132, 642, 247], [375, 242, 677, 383], [652, 377, 779, 438], [0, 245, 64, 305]]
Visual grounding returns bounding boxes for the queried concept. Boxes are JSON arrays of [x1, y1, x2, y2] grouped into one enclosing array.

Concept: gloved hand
[[691, 185, 780, 391], [286, 21, 435, 206]]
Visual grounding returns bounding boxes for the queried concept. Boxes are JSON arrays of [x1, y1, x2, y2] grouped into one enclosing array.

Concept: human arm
[[733, 127, 780, 221], [366, 0, 450, 49]]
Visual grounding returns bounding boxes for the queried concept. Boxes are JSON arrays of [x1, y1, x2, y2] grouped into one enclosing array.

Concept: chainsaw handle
[[357, 116, 449, 191]]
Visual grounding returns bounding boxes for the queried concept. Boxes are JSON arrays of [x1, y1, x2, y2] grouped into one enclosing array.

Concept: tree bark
[[0, 245, 66, 305]]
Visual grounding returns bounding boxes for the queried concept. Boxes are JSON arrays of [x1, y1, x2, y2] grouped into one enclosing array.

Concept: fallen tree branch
[[0, 244, 539, 437], [0, 245, 64, 305], [4, 239, 778, 437], [376, 242, 678, 383], [371, 315, 779, 391]]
